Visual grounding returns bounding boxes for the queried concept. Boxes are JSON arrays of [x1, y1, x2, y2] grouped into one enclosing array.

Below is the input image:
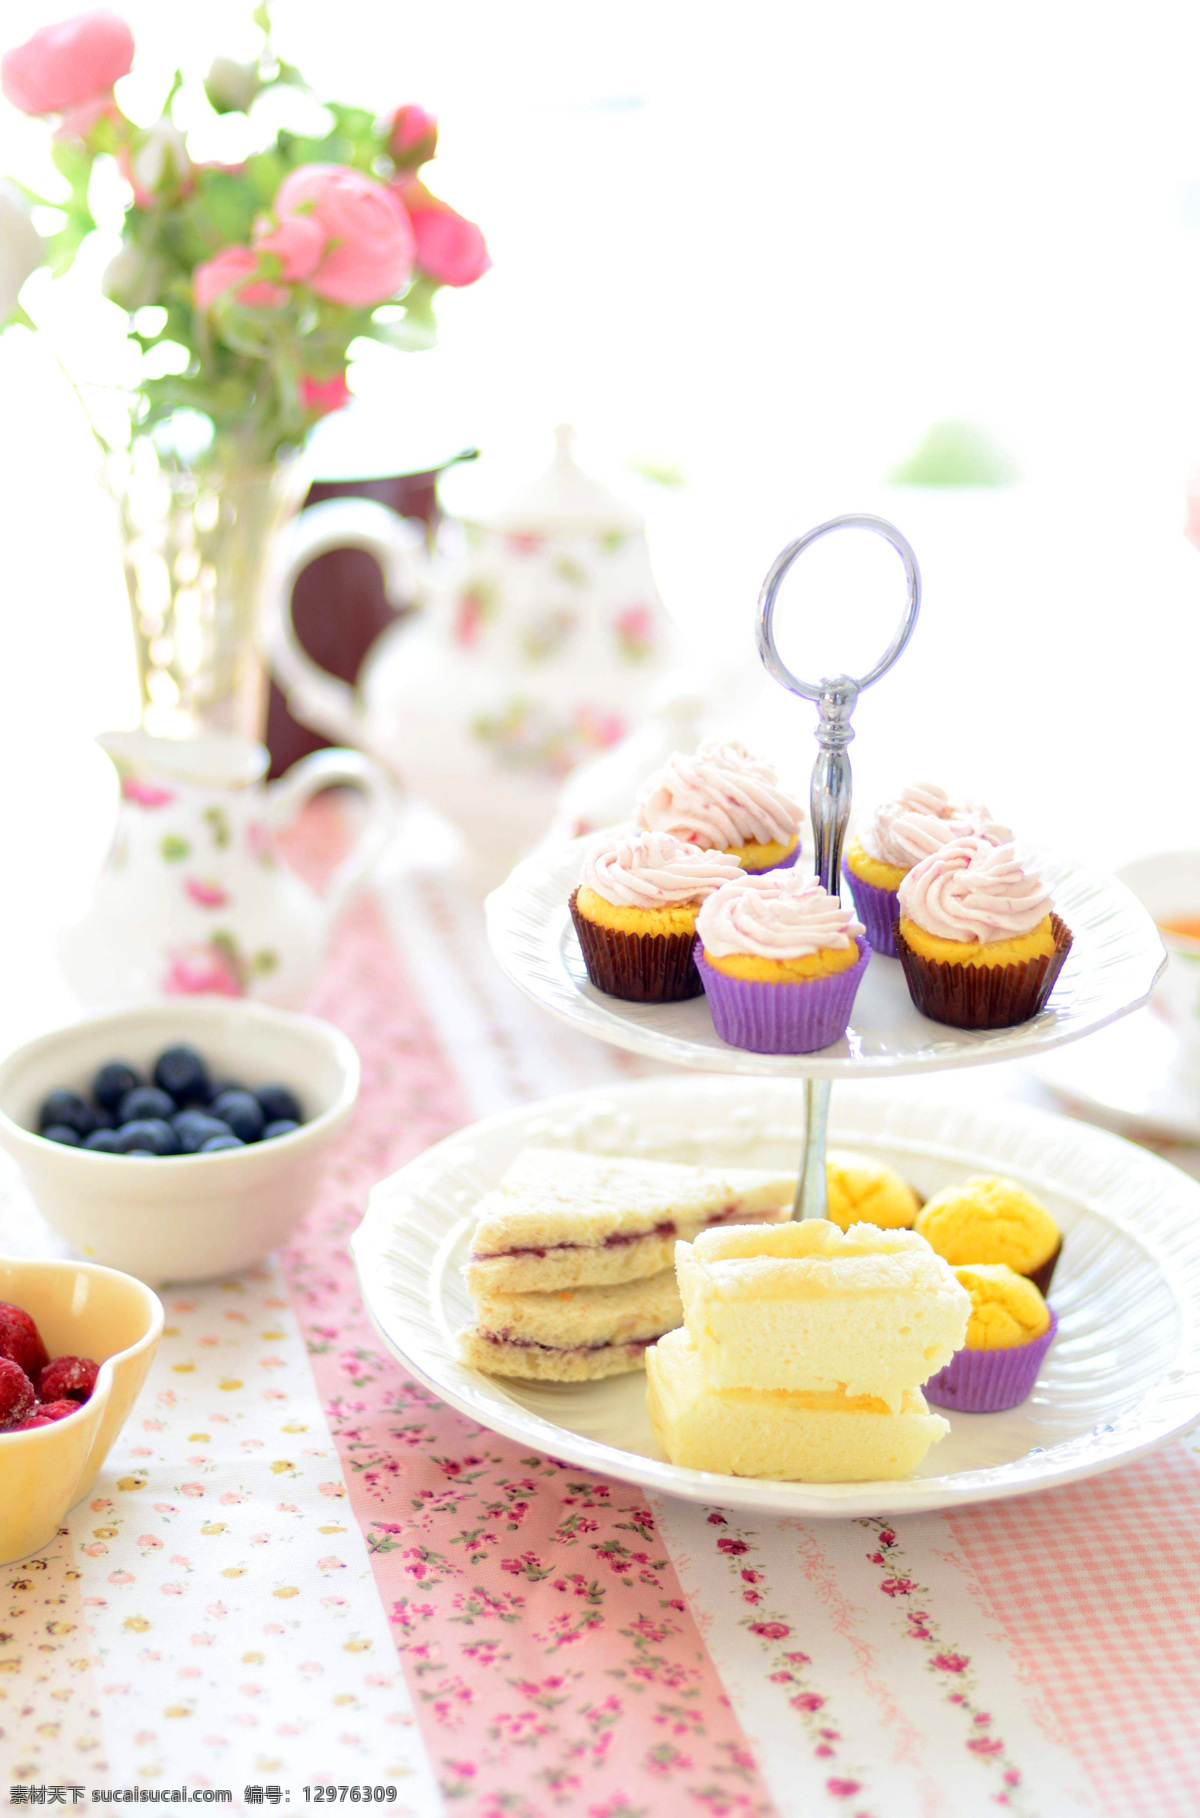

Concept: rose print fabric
[[2, 804, 1200, 1817]]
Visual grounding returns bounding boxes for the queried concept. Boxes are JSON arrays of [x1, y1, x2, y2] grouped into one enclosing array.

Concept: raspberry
[[38, 1356, 99, 1404], [0, 1302, 49, 1381], [16, 1399, 79, 1428], [0, 1356, 36, 1428]]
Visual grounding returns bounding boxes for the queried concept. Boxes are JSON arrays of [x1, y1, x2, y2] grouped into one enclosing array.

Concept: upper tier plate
[[485, 833, 1166, 1076]]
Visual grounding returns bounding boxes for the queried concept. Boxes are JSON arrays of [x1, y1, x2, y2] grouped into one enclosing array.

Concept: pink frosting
[[859, 782, 1011, 871], [579, 830, 744, 909], [898, 837, 1052, 944], [696, 872, 864, 961], [636, 739, 803, 851]]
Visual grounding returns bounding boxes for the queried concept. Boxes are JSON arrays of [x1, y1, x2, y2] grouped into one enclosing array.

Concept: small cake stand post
[[756, 515, 922, 1218]]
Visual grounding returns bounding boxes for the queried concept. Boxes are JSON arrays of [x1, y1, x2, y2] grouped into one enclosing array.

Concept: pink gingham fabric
[[1, 805, 1199, 1817]]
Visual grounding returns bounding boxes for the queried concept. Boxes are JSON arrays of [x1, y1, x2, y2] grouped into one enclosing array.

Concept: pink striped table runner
[[1, 816, 1198, 1816]]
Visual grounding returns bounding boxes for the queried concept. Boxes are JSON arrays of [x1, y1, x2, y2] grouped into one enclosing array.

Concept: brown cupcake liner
[[569, 889, 704, 1002], [894, 913, 1073, 1030], [1026, 1235, 1062, 1297]]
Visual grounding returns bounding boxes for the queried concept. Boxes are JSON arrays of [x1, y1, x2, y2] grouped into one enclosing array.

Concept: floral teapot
[[266, 427, 682, 883], [59, 731, 394, 1008]]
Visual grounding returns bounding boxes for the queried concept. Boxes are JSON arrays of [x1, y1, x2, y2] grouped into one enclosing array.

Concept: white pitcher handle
[[264, 496, 428, 755], [266, 747, 397, 916]]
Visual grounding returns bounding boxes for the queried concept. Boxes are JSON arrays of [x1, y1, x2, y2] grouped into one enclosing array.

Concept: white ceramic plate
[[485, 834, 1165, 1076], [352, 1075, 1200, 1517], [1034, 1005, 1200, 1145]]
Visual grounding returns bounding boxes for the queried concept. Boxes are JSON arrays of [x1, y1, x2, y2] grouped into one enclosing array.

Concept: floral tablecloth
[[2, 821, 1199, 1818]]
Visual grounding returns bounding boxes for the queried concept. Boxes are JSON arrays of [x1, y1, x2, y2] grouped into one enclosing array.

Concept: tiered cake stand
[[353, 518, 1200, 1517]]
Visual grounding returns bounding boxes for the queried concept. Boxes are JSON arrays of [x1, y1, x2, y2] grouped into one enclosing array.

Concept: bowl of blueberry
[[0, 1255, 162, 1563], [0, 1000, 359, 1283]]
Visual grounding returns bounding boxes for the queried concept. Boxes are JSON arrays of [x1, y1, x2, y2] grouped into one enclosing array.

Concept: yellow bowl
[[0, 1257, 163, 1563]]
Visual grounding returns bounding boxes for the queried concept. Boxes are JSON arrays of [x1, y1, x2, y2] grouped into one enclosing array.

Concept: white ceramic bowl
[[0, 1000, 359, 1284]]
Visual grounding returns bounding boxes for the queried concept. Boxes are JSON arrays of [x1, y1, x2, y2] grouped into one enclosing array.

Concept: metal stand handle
[[756, 515, 921, 1216]]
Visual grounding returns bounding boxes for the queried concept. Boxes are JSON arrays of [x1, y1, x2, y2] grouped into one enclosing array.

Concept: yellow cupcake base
[[574, 885, 699, 938], [844, 836, 908, 893], [730, 834, 800, 872], [704, 942, 860, 984], [898, 913, 1057, 971]]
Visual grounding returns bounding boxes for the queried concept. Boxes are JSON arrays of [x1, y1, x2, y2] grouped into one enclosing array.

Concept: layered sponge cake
[[675, 1220, 970, 1410], [646, 1327, 949, 1480], [464, 1149, 795, 1295], [459, 1269, 682, 1382]]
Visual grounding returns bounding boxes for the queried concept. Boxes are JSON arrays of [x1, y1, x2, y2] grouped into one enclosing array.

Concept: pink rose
[[388, 105, 438, 168], [193, 245, 288, 312], [184, 877, 229, 909], [2, 10, 134, 116], [54, 91, 119, 141], [301, 372, 351, 415], [163, 942, 243, 997], [120, 774, 173, 807], [404, 189, 490, 287], [252, 210, 324, 282], [273, 163, 413, 307]]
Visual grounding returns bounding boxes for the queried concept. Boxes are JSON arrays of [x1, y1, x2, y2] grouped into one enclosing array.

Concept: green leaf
[[190, 168, 260, 244], [243, 149, 288, 207], [326, 102, 377, 142], [368, 276, 440, 352], [50, 138, 92, 193]]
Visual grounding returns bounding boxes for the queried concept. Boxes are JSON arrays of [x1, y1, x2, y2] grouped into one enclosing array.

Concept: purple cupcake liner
[[695, 937, 872, 1053], [741, 841, 801, 876], [843, 868, 901, 958], [924, 1307, 1058, 1413]]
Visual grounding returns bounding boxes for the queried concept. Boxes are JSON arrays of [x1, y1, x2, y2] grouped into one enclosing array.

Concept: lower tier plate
[[351, 1075, 1200, 1518]]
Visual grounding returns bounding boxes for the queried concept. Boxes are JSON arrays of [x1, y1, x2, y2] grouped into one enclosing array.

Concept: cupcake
[[894, 837, 1072, 1028], [923, 1264, 1057, 1412], [570, 830, 744, 1002], [914, 1174, 1062, 1293], [826, 1150, 921, 1231], [843, 783, 1010, 957], [694, 872, 870, 1053], [636, 739, 804, 874]]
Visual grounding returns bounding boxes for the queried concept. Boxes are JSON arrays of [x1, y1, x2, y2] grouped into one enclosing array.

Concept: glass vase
[[111, 441, 307, 742]]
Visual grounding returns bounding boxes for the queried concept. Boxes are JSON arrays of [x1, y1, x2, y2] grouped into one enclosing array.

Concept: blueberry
[[153, 1045, 210, 1106], [200, 1134, 244, 1153], [126, 1149, 155, 1157], [208, 1079, 245, 1102], [174, 1113, 234, 1154], [90, 1107, 116, 1131], [262, 1119, 300, 1141], [83, 1128, 124, 1153], [119, 1086, 176, 1124], [255, 1084, 302, 1126], [210, 1090, 264, 1143], [114, 1118, 178, 1156], [38, 1090, 96, 1137], [42, 1123, 82, 1146], [92, 1061, 142, 1114]]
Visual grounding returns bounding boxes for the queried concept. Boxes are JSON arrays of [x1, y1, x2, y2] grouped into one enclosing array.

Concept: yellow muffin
[[844, 835, 907, 893], [825, 1150, 920, 1231], [898, 913, 1058, 971], [953, 1264, 1050, 1350], [730, 833, 801, 873], [915, 1175, 1060, 1278], [574, 884, 699, 938], [703, 941, 860, 984]]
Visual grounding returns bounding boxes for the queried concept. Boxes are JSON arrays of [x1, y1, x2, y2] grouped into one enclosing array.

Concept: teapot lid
[[464, 426, 643, 537]]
